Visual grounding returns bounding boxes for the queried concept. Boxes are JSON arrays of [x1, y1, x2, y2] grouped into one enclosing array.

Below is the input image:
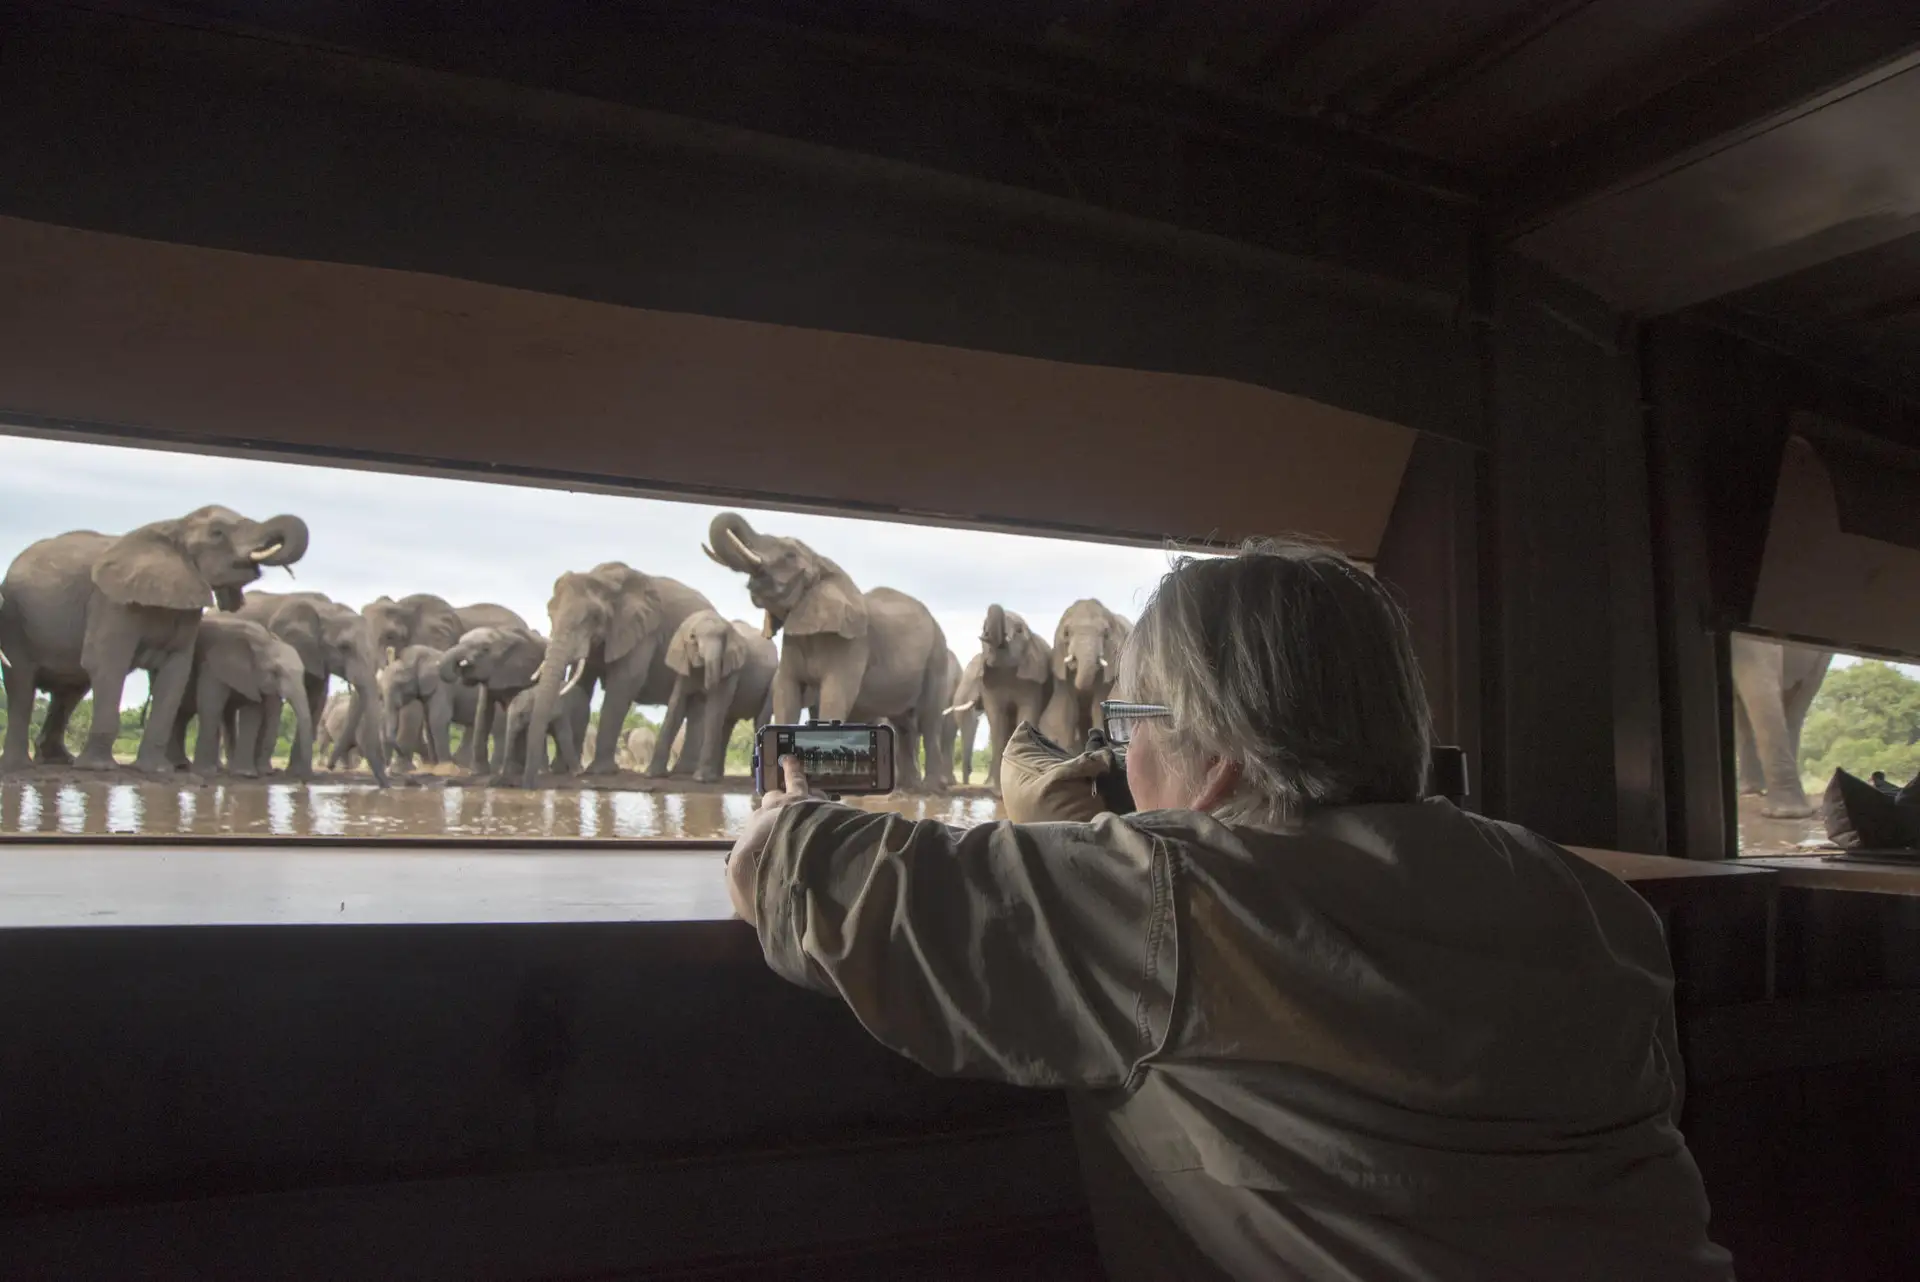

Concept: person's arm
[[752, 802, 1177, 1090]]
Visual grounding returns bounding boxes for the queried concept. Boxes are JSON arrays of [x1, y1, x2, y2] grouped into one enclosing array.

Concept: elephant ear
[[93, 527, 212, 611], [785, 577, 869, 640], [1018, 632, 1052, 686], [664, 615, 701, 677], [604, 571, 661, 665], [273, 599, 328, 678]]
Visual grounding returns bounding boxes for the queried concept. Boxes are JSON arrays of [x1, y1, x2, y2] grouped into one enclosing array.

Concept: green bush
[[1800, 661, 1920, 793]]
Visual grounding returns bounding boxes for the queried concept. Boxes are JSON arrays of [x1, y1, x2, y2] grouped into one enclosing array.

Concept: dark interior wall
[[1478, 258, 1665, 852], [0, 3, 1482, 450]]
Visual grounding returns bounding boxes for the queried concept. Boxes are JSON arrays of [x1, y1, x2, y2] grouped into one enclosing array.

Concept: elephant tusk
[[0, 641, 10, 670], [248, 540, 285, 563], [384, 646, 397, 665], [761, 610, 780, 640], [943, 702, 975, 717], [724, 528, 765, 567], [557, 660, 585, 696]]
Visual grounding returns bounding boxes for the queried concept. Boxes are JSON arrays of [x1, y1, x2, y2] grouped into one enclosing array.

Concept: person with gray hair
[[726, 540, 1733, 1281]]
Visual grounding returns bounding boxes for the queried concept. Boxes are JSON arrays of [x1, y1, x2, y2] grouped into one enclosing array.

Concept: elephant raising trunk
[[703, 511, 953, 792]]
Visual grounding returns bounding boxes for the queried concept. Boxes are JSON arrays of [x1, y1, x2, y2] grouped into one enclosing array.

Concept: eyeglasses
[[1099, 701, 1170, 746]]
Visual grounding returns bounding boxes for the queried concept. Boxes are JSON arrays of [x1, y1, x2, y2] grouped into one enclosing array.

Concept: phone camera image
[[775, 726, 881, 791]]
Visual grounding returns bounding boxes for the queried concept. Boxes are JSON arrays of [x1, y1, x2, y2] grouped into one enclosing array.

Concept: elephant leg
[[588, 677, 640, 776], [892, 711, 923, 792], [1733, 698, 1766, 795], [0, 659, 38, 772], [131, 648, 193, 774], [817, 664, 861, 724], [165, 681, 195, 771], [232, 703, 265, 777], [78, 630, 141, 771], [651, 690, 689, 778], [771, 665, 805, 724], [1731, 640, 1812, 819], [39, 684, 84, 766], [550, 704, 582, 774], [192, 684, 230, 775]]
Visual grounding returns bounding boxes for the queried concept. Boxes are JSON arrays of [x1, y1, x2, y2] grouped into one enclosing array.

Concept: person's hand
[[725, 755, 830, 925]]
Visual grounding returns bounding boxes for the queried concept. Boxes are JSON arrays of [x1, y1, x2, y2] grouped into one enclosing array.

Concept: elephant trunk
[[439, 647, 472, 686], [523, 632, 589, 783], [704, 512, 765, 572], [1070, 640, 1105, 696], [983, 603, 1007, 649], [247, 514, 311, 567], [286, 681, 315, 776], [699, 632, 727, 695]]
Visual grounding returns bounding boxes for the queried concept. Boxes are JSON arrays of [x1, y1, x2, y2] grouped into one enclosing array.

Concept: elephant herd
[[0, 505, 1133, 796]]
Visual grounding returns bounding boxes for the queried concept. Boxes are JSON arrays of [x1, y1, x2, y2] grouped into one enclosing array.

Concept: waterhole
[[0, 776, 1005, 840]]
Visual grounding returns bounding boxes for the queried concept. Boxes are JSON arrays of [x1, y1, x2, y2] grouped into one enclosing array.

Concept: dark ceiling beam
[[1496, 0, 1920, 236], [1510, 52, 1920, 314]]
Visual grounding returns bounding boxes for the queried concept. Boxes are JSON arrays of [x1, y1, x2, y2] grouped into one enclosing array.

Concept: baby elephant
[[170, 614, 314, 778], [499, 687, 583, 775], [653, 611, 777, 783]]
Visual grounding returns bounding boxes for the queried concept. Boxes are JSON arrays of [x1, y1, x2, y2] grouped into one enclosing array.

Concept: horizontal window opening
[[0, 431, 1215, 861]]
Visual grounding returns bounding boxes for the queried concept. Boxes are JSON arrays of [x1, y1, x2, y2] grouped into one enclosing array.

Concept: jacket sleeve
[[753, 802, 1178, 1090]]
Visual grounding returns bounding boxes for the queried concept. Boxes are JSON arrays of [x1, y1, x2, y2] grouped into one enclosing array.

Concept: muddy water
[[0, 776, 1004, 840]]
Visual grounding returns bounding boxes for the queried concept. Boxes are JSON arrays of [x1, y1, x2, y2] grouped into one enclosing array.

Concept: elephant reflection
[[1730, 634, 1833, 819]]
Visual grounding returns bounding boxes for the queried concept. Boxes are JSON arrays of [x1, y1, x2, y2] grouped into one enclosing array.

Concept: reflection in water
[[0, 779, 1005, 840], [105, 785, 143, 834]]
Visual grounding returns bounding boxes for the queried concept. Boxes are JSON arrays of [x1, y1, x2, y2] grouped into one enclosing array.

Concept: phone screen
[[762, 724, 889, 793]]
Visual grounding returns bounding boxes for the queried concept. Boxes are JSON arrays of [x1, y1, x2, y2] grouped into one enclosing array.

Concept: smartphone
[[754, 723, 896, 795]]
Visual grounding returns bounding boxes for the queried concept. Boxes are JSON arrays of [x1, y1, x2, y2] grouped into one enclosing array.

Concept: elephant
[[703, 512, 953, 793], [498, 686, 584, 776], [380, 644, 481, 771], [232, 590, 389, 786], [362, 594, 526, 768], [0, 506, 309, 774], [1048, 598, 1133, 745], [1730, 633, 1834, 819], [167, 613, 314, 778], [518, 563, 714, 787], [617, 725, 659, 771], [975, 604, 1055, 792], [651, 610, 778, 783], [314, 690, 367, 769], [438, 625, 580, 775]]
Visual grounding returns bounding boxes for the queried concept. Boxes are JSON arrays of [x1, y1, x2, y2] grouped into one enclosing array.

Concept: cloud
[[1, 431, 1190, 709]]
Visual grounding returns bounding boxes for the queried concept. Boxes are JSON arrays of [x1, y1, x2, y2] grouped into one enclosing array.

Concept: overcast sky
[[0, 432, 1186, 710]]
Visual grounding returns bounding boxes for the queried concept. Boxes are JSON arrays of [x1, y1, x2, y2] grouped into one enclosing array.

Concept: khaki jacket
[[751, 799, 1736, 1281]]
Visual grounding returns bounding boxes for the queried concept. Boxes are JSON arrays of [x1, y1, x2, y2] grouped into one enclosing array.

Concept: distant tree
[[1801, 662, 1920, 790]]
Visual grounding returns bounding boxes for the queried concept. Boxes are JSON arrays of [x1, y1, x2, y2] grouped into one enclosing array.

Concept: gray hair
[[1116, 539, 1432, 827]]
